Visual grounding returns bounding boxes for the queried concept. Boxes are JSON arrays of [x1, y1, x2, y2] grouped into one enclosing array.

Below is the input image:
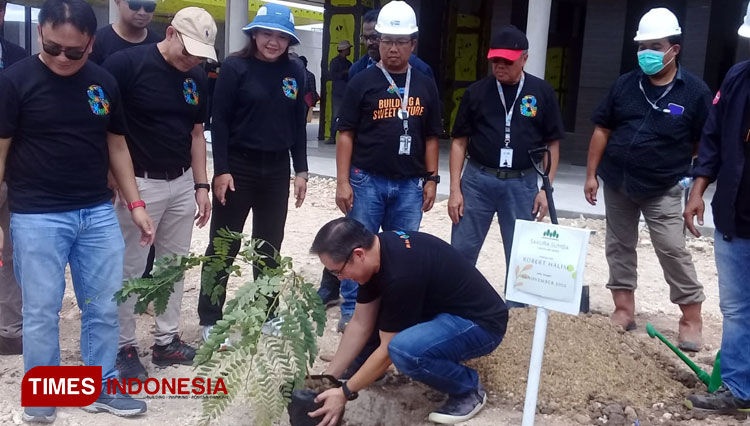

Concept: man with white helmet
[[683, 2, 750, 414], [333, 0, 442, 332], [584, 8, 711, 350]]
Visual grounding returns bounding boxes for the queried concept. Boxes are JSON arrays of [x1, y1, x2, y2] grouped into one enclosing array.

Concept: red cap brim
[[487, 48, 523, 61]]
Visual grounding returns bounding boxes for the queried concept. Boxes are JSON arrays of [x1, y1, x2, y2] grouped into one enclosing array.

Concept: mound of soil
[[470, 309, 709, 425]]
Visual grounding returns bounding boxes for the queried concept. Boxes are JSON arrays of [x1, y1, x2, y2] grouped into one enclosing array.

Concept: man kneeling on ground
[[309, 218, 508, 425]]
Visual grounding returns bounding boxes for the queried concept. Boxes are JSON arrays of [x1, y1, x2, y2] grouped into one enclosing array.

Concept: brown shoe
[[678, 302, 703, 352], [0, 335, 22, 355], [610, 290, 636, 331]]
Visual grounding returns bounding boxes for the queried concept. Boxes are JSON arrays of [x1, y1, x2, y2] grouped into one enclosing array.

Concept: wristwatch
[[425, 175, 440, 184], [295, 171, 309, 181], [127, 200, 146, 211], [194, 183, 211, 191], [341, 382, 358, 401]]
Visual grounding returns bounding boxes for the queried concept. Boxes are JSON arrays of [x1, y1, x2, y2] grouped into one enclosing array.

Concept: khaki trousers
[[117, 171, 195, 348], [603, 183, 704, 305]]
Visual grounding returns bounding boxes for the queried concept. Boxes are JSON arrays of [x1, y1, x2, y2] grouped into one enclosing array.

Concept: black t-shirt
[[0, 56, 127, 213], [338, 66, 443, 179], [89, 25, 162, 65], [210, 55, 308, 175], [357, 231, 508, 336], [452, 73, 564, 171], [103, 44, 207, 171]]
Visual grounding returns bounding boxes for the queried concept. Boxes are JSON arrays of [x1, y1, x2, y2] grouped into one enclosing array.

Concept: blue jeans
[[11, 202, 124, 384], [388, 313, 503, 395], [451, 161, 537, 307], [340, 167, 423, 316], [714, 231, 750, 400]]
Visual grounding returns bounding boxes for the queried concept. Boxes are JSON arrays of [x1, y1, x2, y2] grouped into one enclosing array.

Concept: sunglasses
[[40, 31, 92, 60], [127, 0, 156, 13]]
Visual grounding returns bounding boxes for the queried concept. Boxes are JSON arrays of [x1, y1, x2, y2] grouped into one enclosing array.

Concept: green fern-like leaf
[[117, 233, 325, 425]]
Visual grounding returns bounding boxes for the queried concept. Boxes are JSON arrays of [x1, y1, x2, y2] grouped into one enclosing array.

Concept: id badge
[[399, 135, 412, 155], [500, 147, 513, 168]]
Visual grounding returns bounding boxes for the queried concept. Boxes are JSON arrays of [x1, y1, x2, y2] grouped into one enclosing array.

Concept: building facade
[[320, 0, 748, 165]]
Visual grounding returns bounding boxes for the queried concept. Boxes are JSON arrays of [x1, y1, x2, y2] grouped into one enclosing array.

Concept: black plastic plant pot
[[288, 375, 344, 426]]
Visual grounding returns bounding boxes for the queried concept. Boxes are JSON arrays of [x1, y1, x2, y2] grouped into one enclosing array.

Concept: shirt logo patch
[[520, 95, 537, 117], [183, 78, 199, 105], [394, 231, 411, 249], [386, 84, 405, 95], [86, 85, 110, 116], [282, 77, 298, 99], [712, 90, 720, 105]]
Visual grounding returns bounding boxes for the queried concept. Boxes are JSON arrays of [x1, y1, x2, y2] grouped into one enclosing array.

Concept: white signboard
[[505, 220, 590, 315]]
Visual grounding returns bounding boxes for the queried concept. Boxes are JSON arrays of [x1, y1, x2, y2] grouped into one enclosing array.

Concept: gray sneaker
[[22, 407, 56, 423], [428, 384, 487, 424], [81, 387, 147, 417], [686, 386, 750, 414]]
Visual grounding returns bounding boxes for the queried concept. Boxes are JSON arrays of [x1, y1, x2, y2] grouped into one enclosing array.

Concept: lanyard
[[378, 63, 412, 134], [496, 73, 525, 147], [638, 79, 675, 113]]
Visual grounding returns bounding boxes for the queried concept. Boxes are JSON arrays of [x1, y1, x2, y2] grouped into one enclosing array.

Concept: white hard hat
[[633, 8, 681, 41], [739, 2, 750, 38], [375, 0, 418, 36]]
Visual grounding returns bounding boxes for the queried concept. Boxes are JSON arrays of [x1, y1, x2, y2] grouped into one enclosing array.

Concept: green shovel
[[645, 323, 722, 393]]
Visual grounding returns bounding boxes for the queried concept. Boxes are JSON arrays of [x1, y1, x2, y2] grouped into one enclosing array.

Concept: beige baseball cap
[[171, 7, 218, 61]]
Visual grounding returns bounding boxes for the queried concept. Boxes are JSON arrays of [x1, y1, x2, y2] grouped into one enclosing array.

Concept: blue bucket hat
[[242, 3, 300, 45]]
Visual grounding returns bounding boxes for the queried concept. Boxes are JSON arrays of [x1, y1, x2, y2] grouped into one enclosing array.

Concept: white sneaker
[[202, 325, 229, 350], [261, 318, 284, 337]]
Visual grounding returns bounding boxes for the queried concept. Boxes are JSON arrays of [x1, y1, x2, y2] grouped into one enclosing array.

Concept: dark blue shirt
[[0, 38, 27, 71], [592, 67, 711, 199], [693, 61, 750, 238], [349, 53, 435, 82], [330, 56, 351, 98]]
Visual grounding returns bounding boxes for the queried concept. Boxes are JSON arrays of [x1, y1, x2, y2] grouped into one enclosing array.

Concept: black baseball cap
[[487, 25, 529, 61]]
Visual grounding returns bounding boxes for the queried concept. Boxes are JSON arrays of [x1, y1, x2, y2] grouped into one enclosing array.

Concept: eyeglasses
[[127, 0, 156, 13], [40, 30, 92, 60], [326, 247, 358, 278], [379, 38, 412, 48], [361, 34, 379, 43]]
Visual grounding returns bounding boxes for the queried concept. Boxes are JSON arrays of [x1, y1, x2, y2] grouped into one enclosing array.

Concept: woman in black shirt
[[198, 3, 308, 337]]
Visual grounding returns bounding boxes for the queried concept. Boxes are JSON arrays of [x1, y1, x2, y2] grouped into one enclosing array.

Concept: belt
[[134, 166, 189, 181], [230, 146, 289, 161], [470, 160, 533, 180]]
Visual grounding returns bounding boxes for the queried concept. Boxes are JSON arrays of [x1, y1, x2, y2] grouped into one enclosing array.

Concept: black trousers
[[198, 148, 290, 326]]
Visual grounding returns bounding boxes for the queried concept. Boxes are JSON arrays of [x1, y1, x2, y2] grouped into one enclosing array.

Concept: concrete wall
[[568, 0, 628, 165], [682, 0, 711, 77], [290, 28, 324, 92]]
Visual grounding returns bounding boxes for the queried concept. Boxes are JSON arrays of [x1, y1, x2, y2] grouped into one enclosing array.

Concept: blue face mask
[[637, 47, 674, 75]]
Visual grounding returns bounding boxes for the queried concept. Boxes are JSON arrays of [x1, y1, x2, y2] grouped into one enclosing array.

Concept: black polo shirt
[[0, 56, 126, 213], [357, 231, 508, 336], [338, 65, 443, 179], [452, 73, 564, 171], [592, 67, 711, 199], [103, 44, 207, 172]]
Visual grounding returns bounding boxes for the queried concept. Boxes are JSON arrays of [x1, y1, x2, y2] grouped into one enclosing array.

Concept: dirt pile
[[470, 309, 709, 425]]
